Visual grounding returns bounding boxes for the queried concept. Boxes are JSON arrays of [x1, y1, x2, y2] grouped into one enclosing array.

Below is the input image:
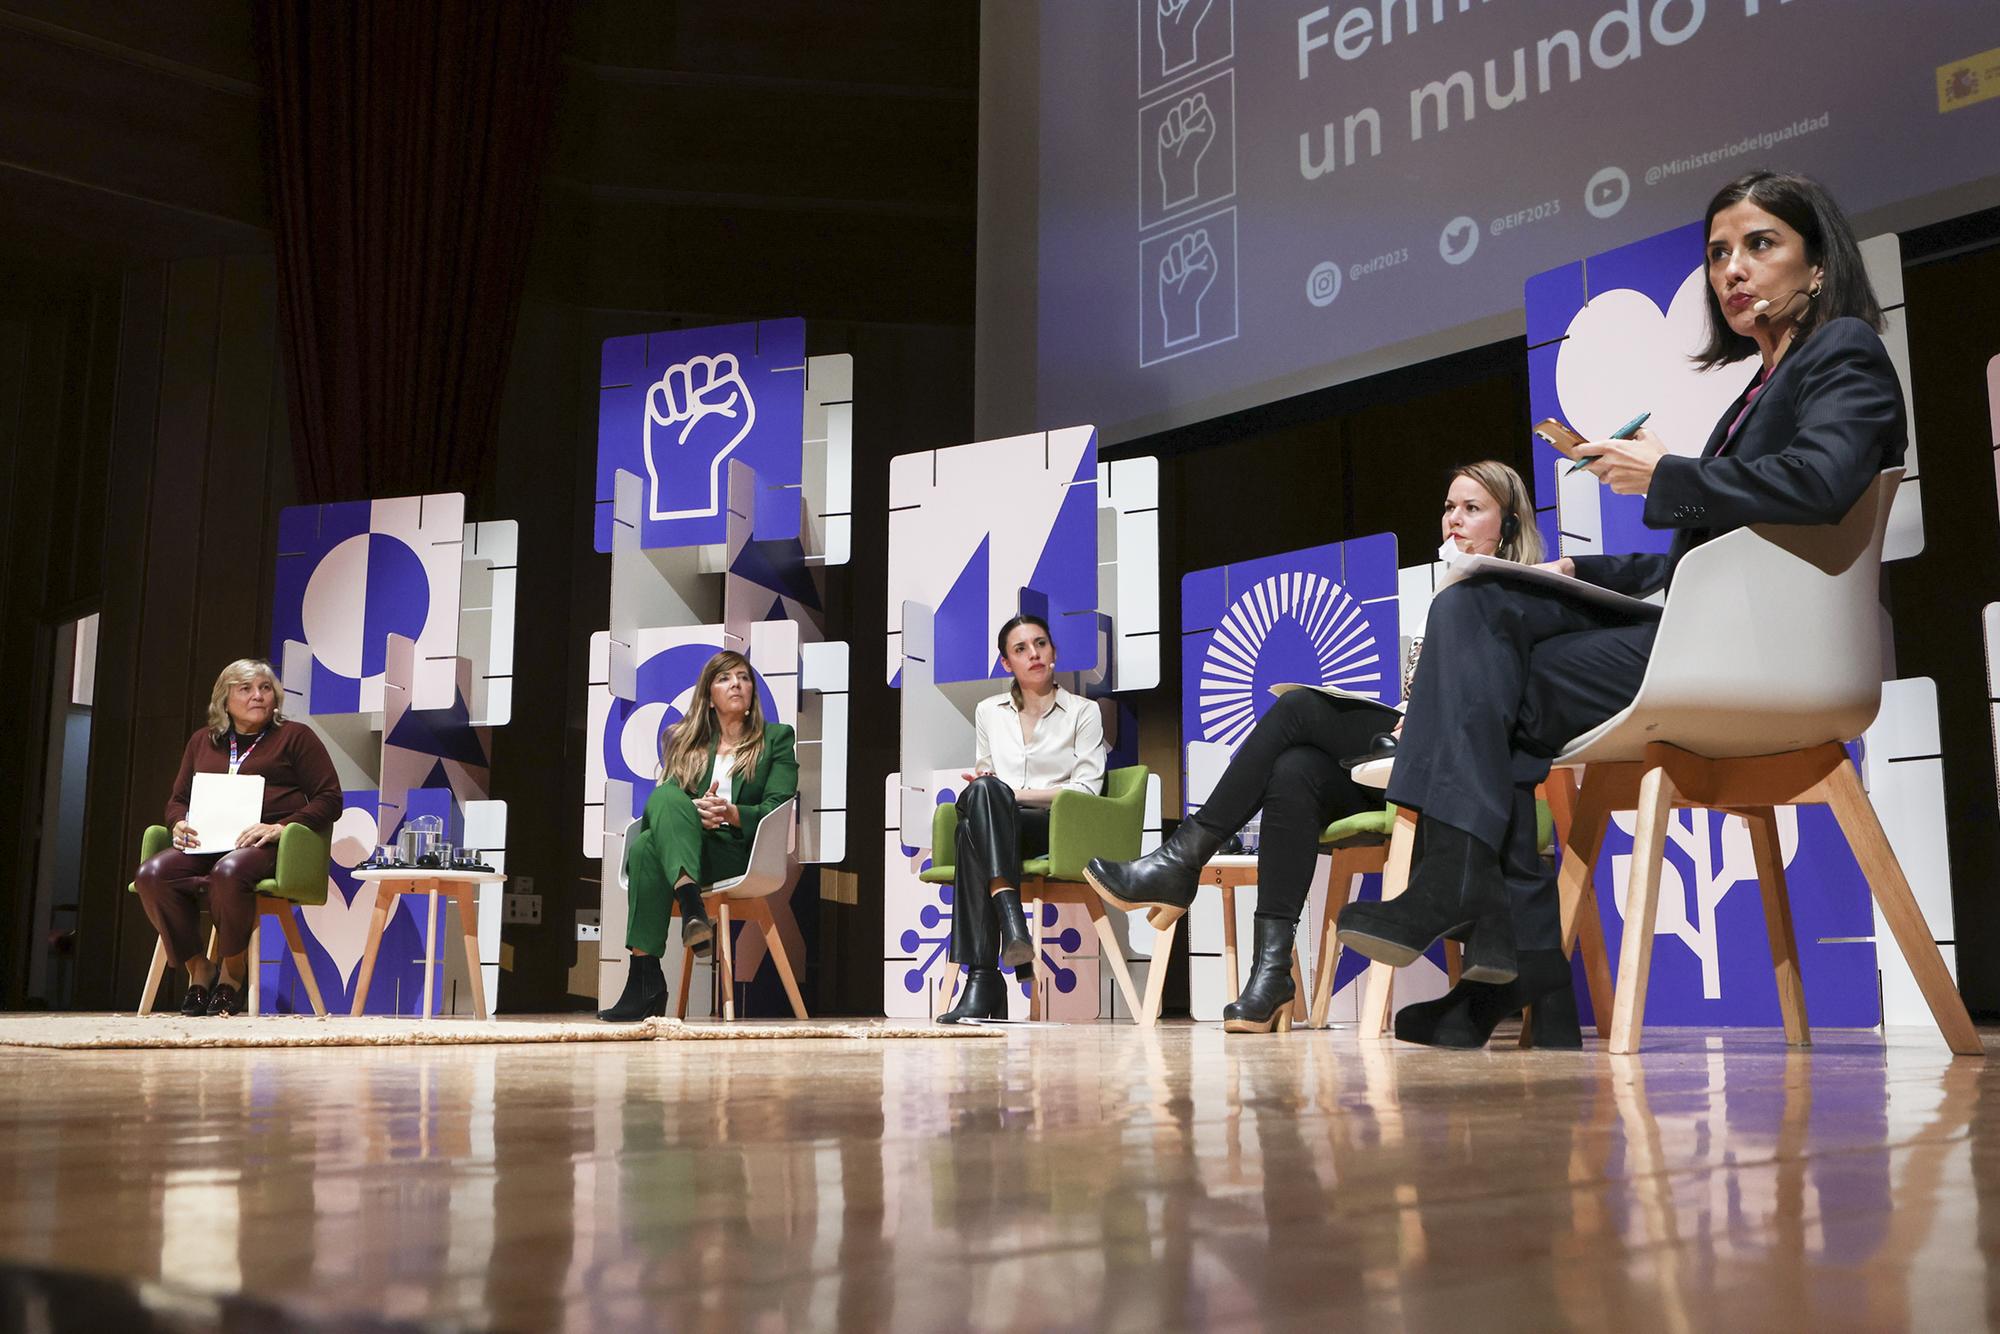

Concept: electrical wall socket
[[575, 909, 602, 942], [503, 893, 542, 925]]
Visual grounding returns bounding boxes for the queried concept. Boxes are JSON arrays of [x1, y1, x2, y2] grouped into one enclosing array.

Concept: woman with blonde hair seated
[[1087, 461, 1562, 1038], [134, 658, 341, 1016], [601, 650, 798, 1021]]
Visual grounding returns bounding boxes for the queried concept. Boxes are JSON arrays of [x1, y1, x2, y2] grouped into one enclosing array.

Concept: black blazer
[[1571, 315, 1907, 597]]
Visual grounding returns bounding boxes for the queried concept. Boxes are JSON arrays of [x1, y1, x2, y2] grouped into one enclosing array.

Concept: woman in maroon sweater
[[135, 658, 342, 1016]]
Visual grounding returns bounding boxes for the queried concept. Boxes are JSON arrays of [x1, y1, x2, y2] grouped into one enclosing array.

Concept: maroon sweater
[[163, 721, 343, 834]]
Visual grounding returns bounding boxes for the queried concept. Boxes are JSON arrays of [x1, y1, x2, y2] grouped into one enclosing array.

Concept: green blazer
[[647, 723, 798, 882]]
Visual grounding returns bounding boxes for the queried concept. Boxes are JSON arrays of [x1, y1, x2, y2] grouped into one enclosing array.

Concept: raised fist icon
[[1158, 228, 1217, 348], [643, 351, 758, 522], [1156, 0, 1213, 77], [1157, 91, 1215, 212]]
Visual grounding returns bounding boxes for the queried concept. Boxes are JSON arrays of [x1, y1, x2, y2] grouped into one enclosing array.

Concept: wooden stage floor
[[1, 1019, 1995, 1332]]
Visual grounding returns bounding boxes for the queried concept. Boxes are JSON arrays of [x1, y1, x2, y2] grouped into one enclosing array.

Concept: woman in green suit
[[600, 649, 798, 1021]]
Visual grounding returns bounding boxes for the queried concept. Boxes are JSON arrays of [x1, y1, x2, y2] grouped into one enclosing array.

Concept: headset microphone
[[1752, 285, 1820, 320]]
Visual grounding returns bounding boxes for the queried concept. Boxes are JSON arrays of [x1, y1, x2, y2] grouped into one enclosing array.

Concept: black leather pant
[[947, 775, 1050, 967]]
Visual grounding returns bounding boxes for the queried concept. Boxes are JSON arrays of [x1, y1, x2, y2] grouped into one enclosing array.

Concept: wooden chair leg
[[1028, 892, 1046, 1021], [248, 918, 263, 1017], [1086, 897, 1151, 1026], [1821, 760, 1984, 1057], [454, 888, 489, 1021], [1557, 773, 1618, 1036], [1443, 939, 1463, 987], [1608, 764, 1679, 1056], [1142, 914, 1175, 1026], [753, 900, 810, 1020], [139, 938, 168, 1016], [1743, 807, 1809, 1047], [717, 899, 736, 1021], [1358, 809, 1416, 1039], [1220, 883, 1240, 1000], [1288, 951, 1308, 1024], [1307, 862, 1350, 1030], [270, 900, 328, 1017], [350, 885, 396, 1016], [419, 884, 442, 1020]]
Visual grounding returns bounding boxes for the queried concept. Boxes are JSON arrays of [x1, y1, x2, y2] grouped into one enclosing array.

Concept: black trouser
[[948, 776, 1051, 967], [1496, 779, 1560, 950], [1190, 690, 1392, 923], [1388, 576, 1655, 850]]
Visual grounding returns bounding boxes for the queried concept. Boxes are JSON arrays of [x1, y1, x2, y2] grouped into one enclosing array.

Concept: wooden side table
[[349, 868, 506, 1021]]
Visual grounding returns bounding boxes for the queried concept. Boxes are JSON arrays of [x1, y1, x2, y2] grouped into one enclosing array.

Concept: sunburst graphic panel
[[1181, 535, 1399, 812]]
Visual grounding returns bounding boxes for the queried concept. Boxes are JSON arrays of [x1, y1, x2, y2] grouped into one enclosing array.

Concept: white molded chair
[[1550, 469, 1980, 1056], [676, 799, 809, 1021], [612, 799, 809, 1021]]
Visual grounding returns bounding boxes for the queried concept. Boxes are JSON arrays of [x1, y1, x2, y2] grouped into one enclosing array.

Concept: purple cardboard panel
[[1180, 537, 1399, 812], [596, 318, 807, 552], [1524, 260, 1586, 349]]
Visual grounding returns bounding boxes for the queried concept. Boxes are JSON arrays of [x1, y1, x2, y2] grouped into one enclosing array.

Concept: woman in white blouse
[[937, 613, 1108, 1024]]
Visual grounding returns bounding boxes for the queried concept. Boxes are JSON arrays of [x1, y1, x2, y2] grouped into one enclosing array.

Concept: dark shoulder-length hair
[[1693, 170, 1885, 369]]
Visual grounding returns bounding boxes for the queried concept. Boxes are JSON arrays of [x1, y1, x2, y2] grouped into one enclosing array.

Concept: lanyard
[[228, 728, 268, 774]]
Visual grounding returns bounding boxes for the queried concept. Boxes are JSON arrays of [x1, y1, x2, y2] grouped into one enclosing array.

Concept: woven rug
[[0, 1014, 1003, 1051]]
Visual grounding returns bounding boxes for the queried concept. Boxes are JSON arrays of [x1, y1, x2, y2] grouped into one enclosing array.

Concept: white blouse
[[973, 686, 1107, 796]]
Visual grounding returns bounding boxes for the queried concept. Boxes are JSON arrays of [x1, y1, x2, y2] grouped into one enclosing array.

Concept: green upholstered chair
[[925, 766, 1163, 1025], [131, 822, 332, 1017]]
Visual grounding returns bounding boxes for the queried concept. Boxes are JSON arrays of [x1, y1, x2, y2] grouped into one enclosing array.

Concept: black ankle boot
[[599, 954, 668, 1022], [1337, 816, 1517, 983], [1392, 949, 1576, 1049], [1084, 819, 1225, 928], [937, 966, 1008, 1024], [675, 883, 714, 958], [993, 888, 1036, 968], [1223, 915, 1298, 1034]]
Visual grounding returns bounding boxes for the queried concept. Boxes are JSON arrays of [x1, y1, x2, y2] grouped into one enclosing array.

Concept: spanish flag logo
[[1938, 47, 2000, 112]]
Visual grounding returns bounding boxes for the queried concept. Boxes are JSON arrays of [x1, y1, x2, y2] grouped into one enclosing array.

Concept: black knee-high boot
[[1336, 815, 1517, 983]]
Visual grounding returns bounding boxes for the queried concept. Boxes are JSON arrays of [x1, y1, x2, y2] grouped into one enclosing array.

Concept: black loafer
[[180, 984, 211, 1017], [205, 982, 243, 1017]]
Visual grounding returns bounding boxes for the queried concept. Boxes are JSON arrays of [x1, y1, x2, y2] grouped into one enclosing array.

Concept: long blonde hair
[[659, 650, 768, 793], [1452, 460, 1544, 564], [205, 658, 287, 742]]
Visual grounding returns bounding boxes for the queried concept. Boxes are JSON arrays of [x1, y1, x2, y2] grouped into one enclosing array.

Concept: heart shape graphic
[[302, 805, 382, 989], [1556, 268, 1758, 459]]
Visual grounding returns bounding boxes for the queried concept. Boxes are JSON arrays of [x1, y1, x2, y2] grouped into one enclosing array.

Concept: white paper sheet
[[184, 772, 265, 854]]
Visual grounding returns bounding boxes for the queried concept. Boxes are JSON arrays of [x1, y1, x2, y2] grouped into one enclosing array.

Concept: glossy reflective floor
[[2, 1021, 1997, 1332]]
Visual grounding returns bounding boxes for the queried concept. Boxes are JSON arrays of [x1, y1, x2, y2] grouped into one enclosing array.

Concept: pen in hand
[[1566, 411, 1652, 476]]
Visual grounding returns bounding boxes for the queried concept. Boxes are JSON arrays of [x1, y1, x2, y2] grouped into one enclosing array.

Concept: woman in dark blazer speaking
[[1090, 169, 1906, 1047], [601, 649, 798, 1021], [1335, 168, 1909, 1044]]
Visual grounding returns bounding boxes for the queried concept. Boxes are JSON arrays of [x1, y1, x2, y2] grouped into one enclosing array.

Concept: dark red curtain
[[255, 1, 569, 502]]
